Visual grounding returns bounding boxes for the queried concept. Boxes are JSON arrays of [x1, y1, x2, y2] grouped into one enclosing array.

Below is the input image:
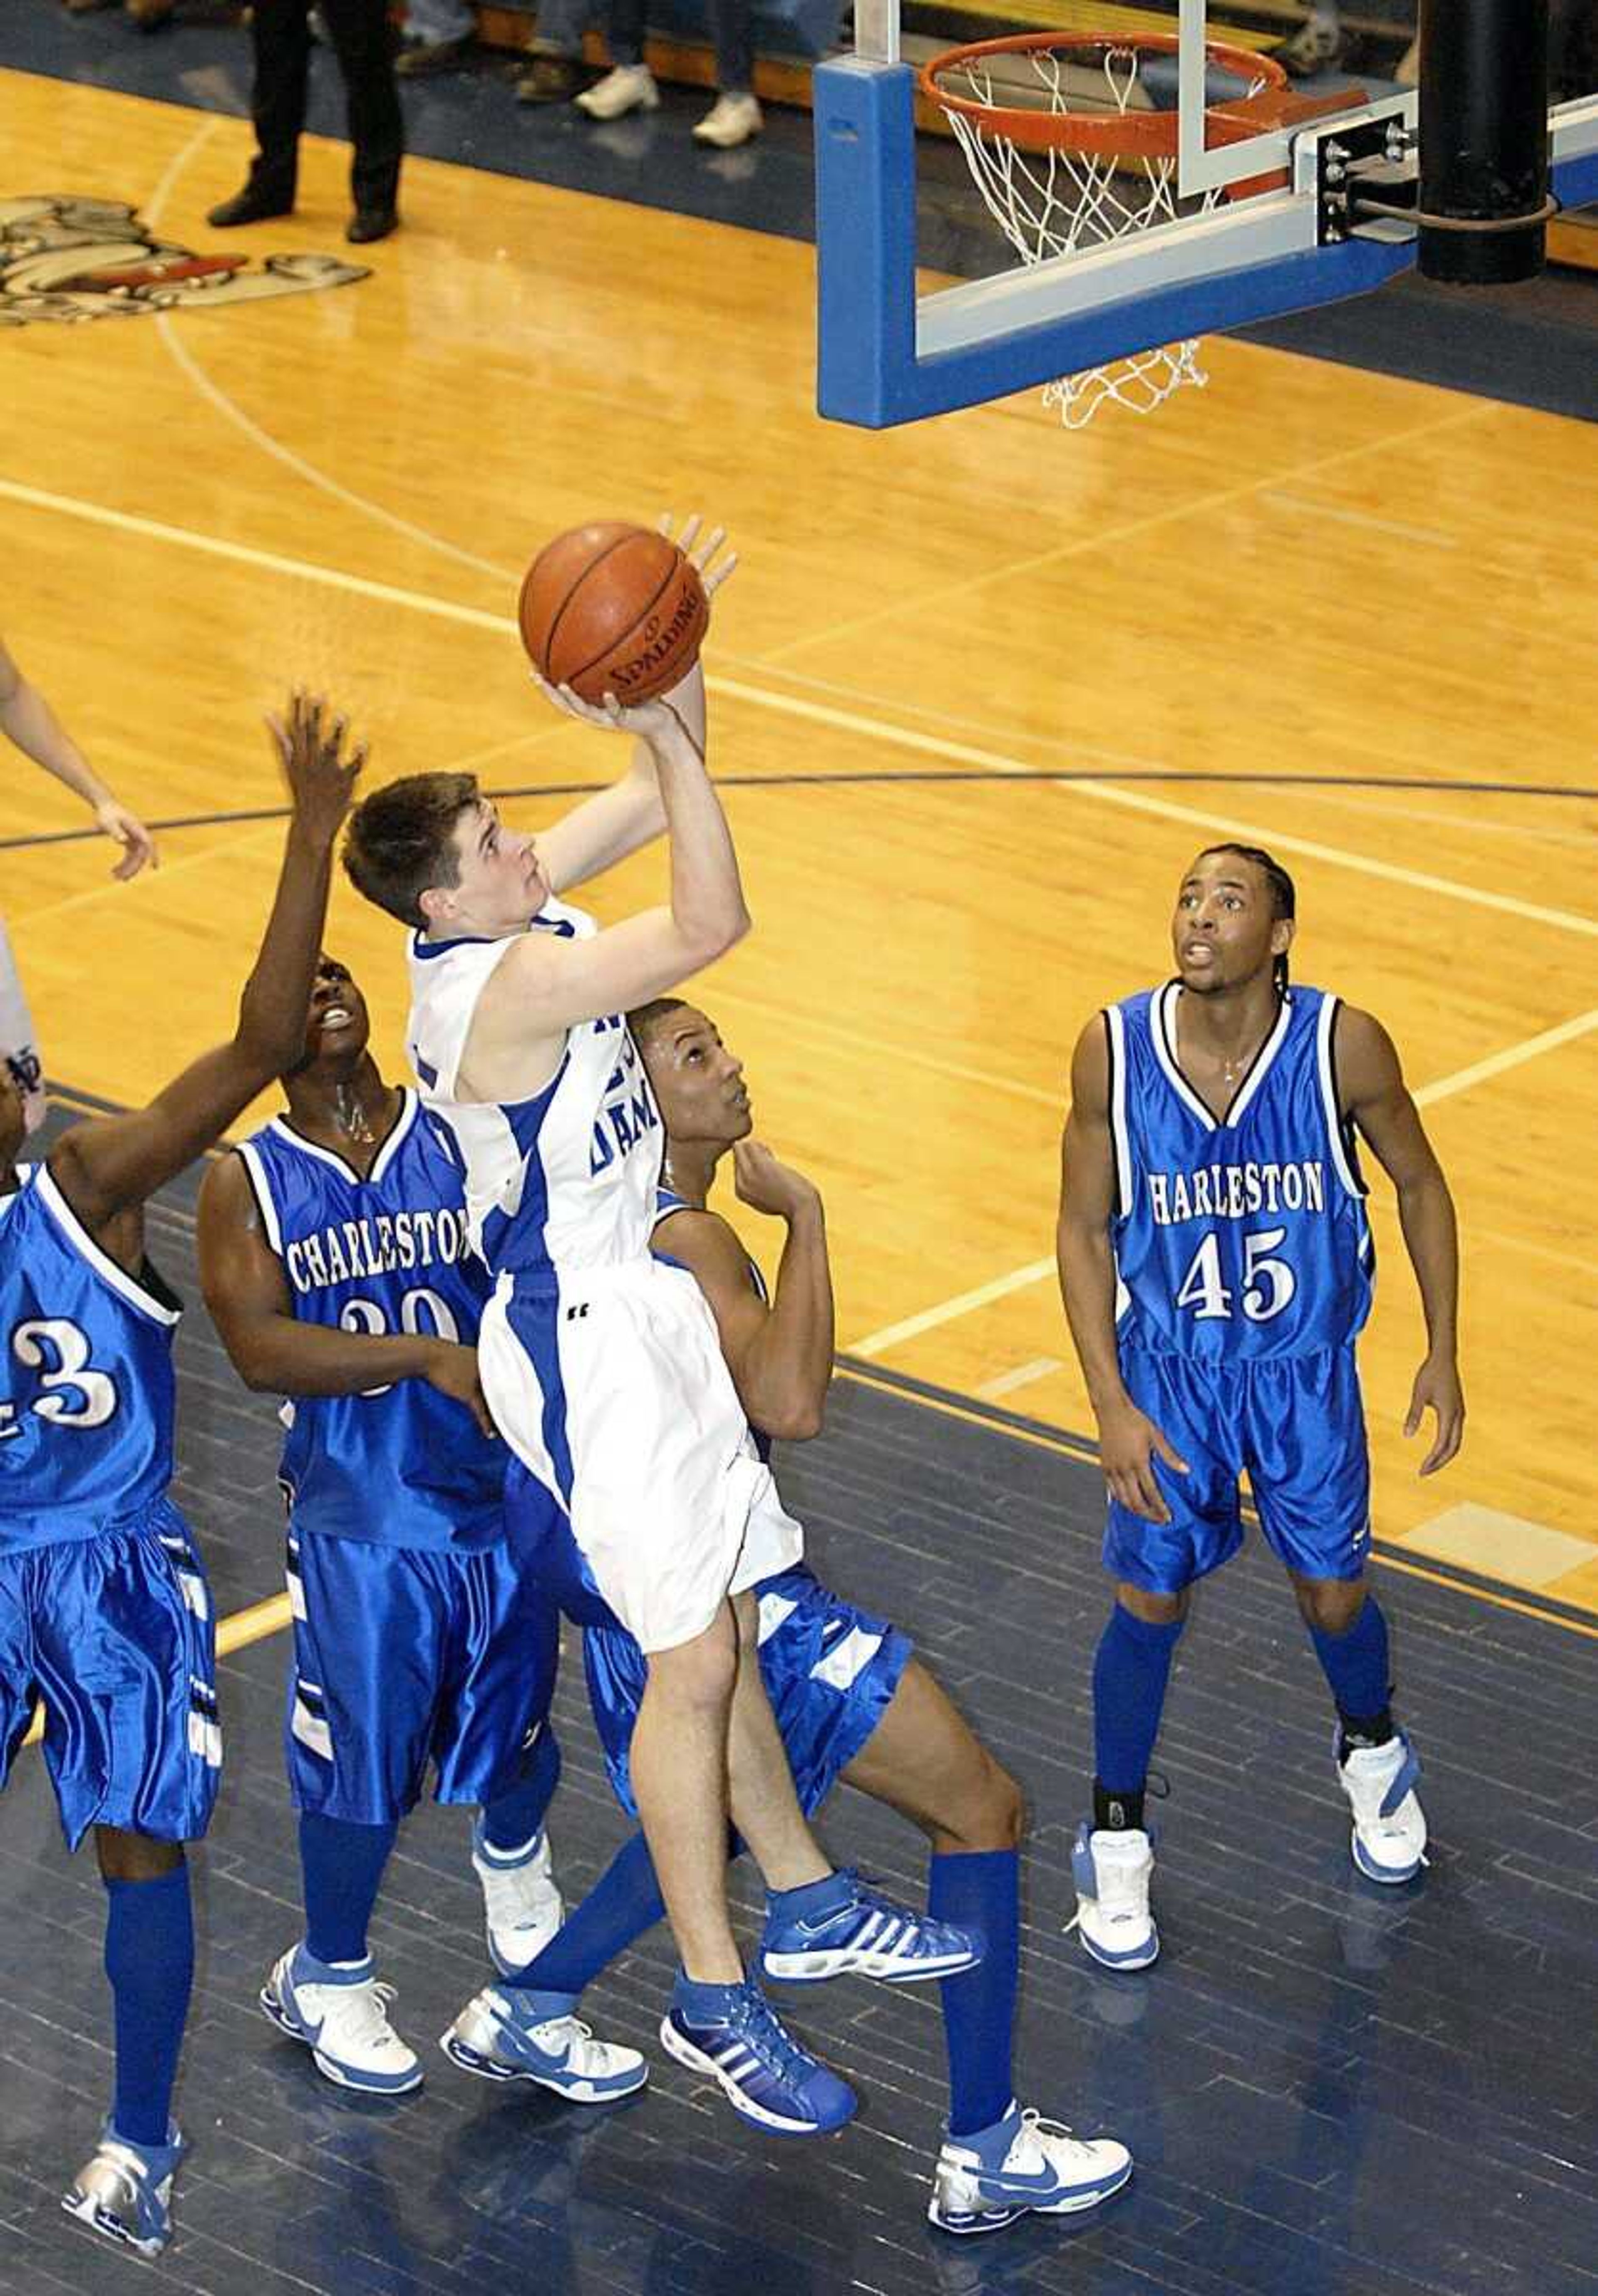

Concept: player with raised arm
[[0, 693, 360, 2259], [452, 996, 1132, 2233], [1, 632, 159, 1134], [1056, 845, 1464, 1971], [342, 525, 977, 2138], [196, 954, 650, 2103]]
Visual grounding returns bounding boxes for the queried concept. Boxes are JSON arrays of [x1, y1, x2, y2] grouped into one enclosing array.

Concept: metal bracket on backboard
[[1306, 100, 1419, 245]]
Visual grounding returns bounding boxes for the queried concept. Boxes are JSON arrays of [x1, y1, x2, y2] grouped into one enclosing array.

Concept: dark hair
[[1196, 843, 1296, 992], [627, 996, 690, 1045], [342, 773, 479, 929]]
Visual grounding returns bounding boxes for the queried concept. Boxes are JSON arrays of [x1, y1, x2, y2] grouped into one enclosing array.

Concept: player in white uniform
[[1, 633, 158, 1134], [342, 532, 978, 2135]]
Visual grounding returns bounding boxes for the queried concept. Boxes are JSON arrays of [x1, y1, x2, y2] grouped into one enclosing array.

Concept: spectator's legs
[[245, 0, 314, 207], [320, 0, 404, 218]]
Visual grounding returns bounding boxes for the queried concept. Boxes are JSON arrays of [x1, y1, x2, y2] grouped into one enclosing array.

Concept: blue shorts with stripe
[[284, 1494, 561, 1825], [506, 1467, 913, 1820], [0, 1496, 219, 1850], [1105, 1344, 1372, 1593]]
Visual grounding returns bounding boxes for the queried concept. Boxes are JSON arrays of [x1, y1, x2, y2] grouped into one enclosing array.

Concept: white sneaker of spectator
[[576, 64, 660, 119], [693, 92, 763, 147]]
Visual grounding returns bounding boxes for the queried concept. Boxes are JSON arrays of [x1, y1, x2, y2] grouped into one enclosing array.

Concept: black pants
[[246, 0, 403, 212]]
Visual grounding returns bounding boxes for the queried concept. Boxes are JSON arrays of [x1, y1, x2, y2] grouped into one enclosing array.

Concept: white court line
[[6, 471, 1596, 944], [976, 1356, 1063, 1402], [844, 1005, 1598, 1359], [142, 118, 516, 588]]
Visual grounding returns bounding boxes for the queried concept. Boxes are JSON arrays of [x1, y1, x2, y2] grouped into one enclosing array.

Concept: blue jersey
[[0, 1162, 181, 1548], [236, 1093, 504, 1550], [1107, 983, 1372, 1363]]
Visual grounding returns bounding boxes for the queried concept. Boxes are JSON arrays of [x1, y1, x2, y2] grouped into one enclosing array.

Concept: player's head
[[1173, 845, 1295, 996], [0, 1061, 25, 1171], [630, 998, 751, 1148], [343, 775, 549, 936], [285, 954, 370, 1080]]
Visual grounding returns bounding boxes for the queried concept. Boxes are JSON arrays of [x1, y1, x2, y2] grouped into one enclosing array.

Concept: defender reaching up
[[0, 694, 361, 2258], [342, 529, 973, 2137]]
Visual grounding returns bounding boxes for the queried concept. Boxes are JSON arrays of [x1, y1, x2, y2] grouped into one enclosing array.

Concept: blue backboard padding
[[816, 59, 1598, 428]]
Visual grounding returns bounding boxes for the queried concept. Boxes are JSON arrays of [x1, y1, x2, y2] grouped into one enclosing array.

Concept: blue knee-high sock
[[299, 1812, 397, 1966], [1093, 1603, 1184, 1801], [479, 1723, 561, 1855], [1308, 1595, 1392, 1734], [104, 1863, 194, 2149], [929, 1849, 1019, 2139], [501, 1829, 667, 1995]]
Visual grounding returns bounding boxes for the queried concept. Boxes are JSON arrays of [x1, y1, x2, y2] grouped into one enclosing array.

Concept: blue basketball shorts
[[0, 1497, 220, 1851], [284, 1507, 561, 1825], [1104, 1344, 1372, 1593], [583, 1561, 913, 1821]]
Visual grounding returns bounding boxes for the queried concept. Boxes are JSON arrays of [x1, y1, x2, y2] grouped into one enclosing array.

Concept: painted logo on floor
[[0, 196, 367, 326]]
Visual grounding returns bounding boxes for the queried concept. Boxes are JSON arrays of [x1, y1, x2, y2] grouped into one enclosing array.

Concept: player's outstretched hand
[[1404, 1354, 1464, 1474], [422, 1340, 499, 1441], [733, 1138, 821, 1223], [655, 510, 738, 601], [1095, 1394, 1189, 1524], [268, 690, 367, 846], [95, 799, 159, 880]]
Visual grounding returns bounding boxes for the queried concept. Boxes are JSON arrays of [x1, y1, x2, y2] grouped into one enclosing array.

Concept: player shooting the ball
[[342, 517, 980, 2138]]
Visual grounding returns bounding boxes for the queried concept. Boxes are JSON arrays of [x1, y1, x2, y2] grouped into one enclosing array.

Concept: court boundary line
[[4, 473, 1596, 944], [834, 1361, 1598, 1645], [25, 1349, 1592, 1759]]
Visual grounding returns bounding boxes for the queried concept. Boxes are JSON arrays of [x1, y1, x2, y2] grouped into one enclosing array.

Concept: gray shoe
[[515, 53, 588, 104], [396, 32, 475, 76]]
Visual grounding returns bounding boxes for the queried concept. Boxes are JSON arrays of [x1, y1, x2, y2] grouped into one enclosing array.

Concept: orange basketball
[[518, 522, 709, 706]]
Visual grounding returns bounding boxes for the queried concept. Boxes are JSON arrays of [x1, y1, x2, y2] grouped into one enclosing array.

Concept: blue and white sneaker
[[471, 1818, 563, 1975], [660, 1976, 856, 2136], [440, 1985, 648, 2102], [928, 2101, 1132, 2236], [1338, 1731, 1427, 1883], [261, 1944, 422, 2094], [1070, 1824, 1159, 1970], [758, 1869, 983, 1986], [62, 2122, 184, 2258]]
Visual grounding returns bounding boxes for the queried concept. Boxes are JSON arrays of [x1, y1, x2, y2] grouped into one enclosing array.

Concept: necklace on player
[[334, 1085, 375, 1145]]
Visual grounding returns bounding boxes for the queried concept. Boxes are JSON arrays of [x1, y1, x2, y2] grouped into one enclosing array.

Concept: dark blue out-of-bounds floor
[[2, 1097, 1595, 2296], [4, 6, 1595, 419]]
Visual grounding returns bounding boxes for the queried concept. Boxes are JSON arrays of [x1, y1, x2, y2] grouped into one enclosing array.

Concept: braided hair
[[1197, 844, 1296, 994]]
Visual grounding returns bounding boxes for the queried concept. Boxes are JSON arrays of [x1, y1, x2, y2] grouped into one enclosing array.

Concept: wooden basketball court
[[6, 69, 1596, 1621]]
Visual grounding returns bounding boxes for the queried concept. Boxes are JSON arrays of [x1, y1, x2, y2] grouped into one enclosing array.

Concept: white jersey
[[404, 897, 800, 1653], [405, 898, 664, 1283]]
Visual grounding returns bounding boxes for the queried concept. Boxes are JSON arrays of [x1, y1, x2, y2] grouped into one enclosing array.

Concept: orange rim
[[920, 30, 1290, 159]]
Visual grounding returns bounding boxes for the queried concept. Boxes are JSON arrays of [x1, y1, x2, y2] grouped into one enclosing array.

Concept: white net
[[935, 42, 1269, 426]]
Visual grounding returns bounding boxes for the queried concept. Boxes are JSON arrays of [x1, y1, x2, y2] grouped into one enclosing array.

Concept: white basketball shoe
[[1070, 1824, 1159, 1970], [1338, 1731, 1427, 1883]]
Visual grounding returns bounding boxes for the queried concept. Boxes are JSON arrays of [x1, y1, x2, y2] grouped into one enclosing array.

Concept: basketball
[[518, 522, 710, 707]]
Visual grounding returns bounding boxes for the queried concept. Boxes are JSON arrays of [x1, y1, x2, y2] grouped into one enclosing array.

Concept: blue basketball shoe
[[928, 2102, 1132, 2236], [660, 1976, 857, 2136], [440, 1985, 648, 2102], [261, 1943, 423, 2094], [759, 1868, 983, 1985], [62, 2123, 185, 2258]]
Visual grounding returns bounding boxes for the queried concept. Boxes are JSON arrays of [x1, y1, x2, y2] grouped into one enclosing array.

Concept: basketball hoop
[[921, 33, 1293, 426]]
